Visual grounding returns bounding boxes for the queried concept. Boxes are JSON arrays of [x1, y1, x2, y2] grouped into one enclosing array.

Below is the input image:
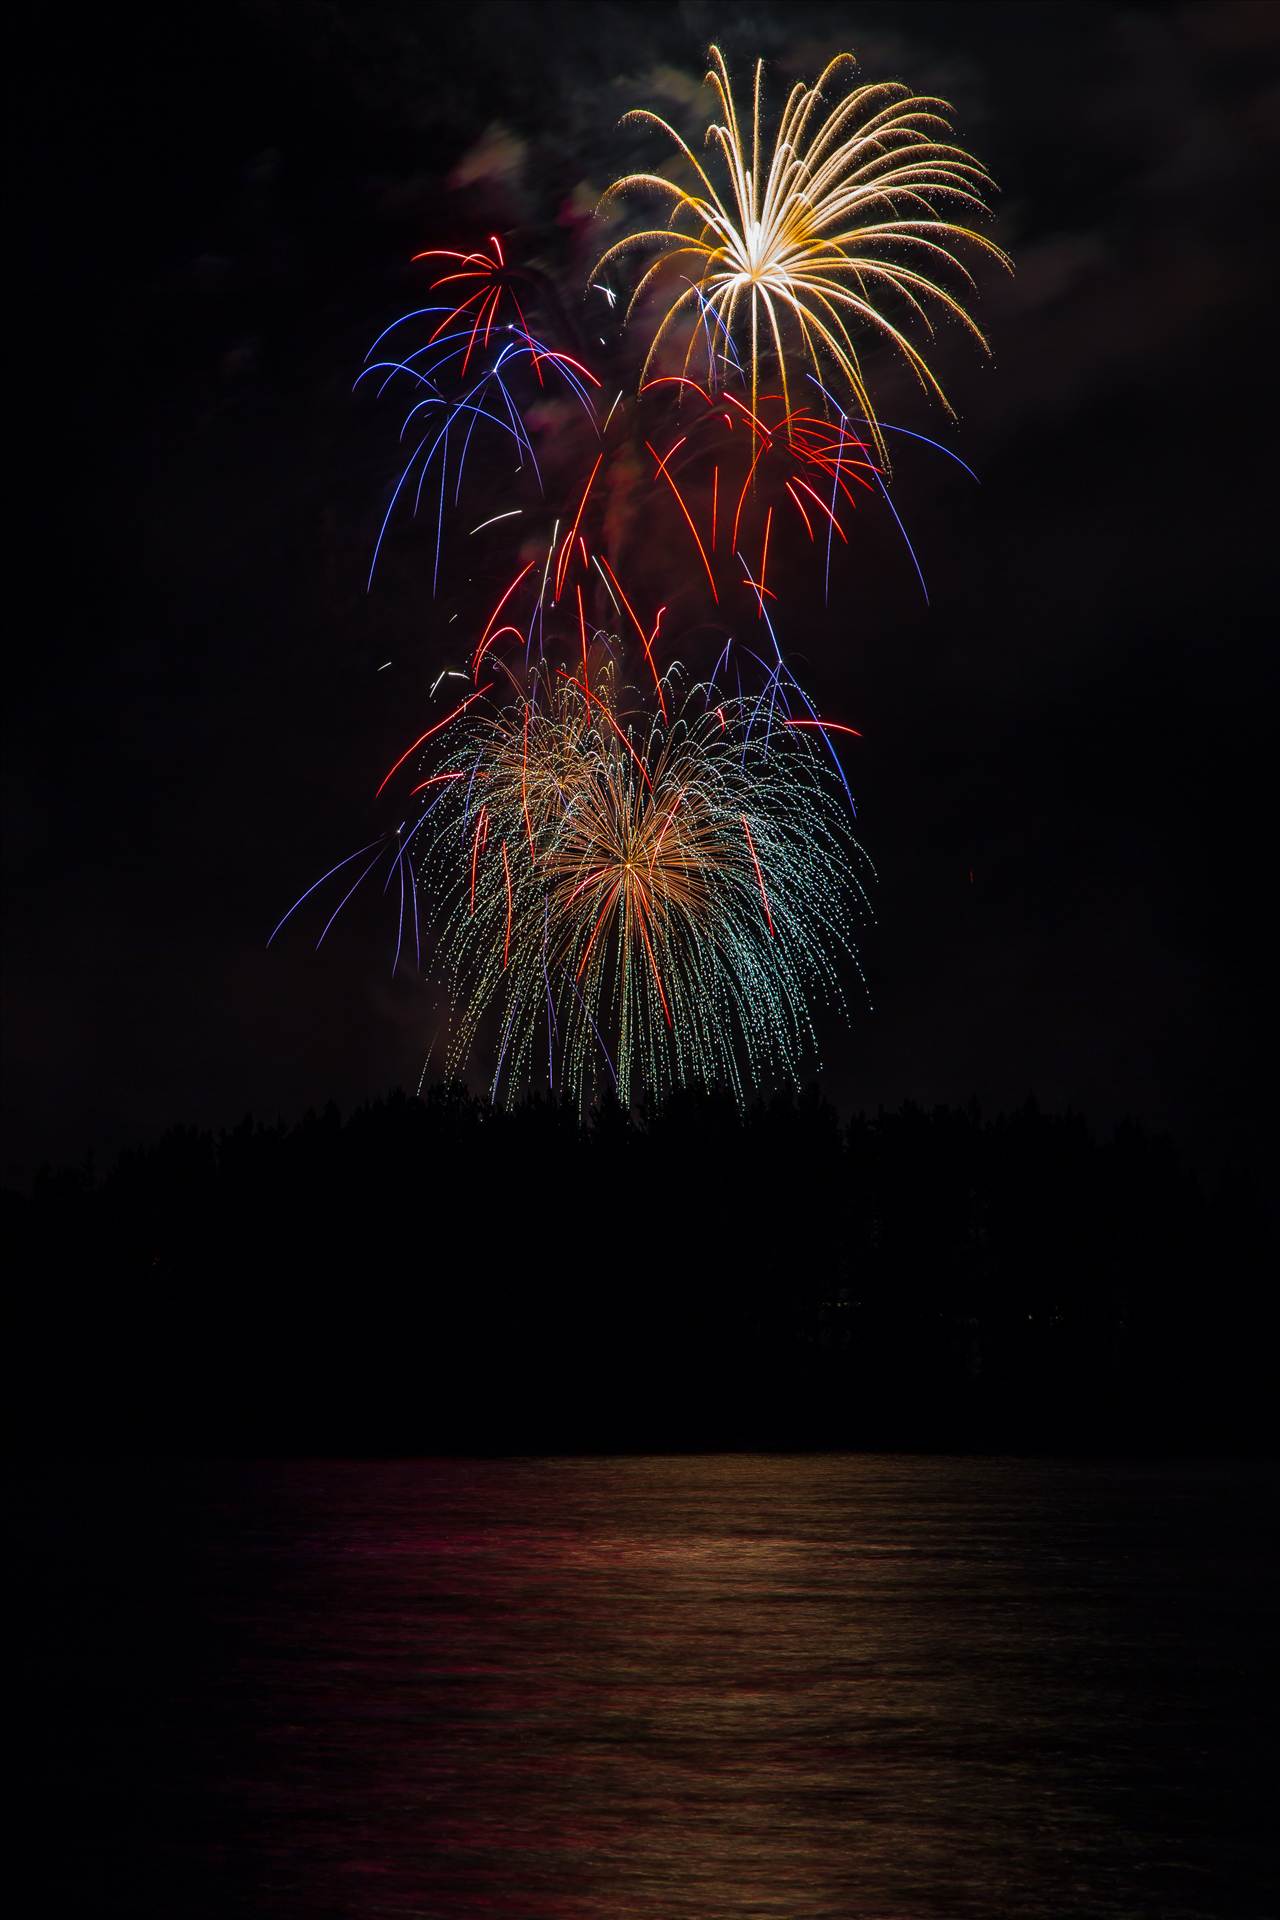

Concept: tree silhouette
[[5, 1085, 1273, 1454]]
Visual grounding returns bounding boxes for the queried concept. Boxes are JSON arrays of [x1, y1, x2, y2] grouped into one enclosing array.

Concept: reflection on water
[[21, 1456, 1276, 1916]]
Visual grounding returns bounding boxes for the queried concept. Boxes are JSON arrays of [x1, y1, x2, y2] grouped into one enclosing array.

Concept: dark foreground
[[14, 1455, 1277, 1918], [4, 1088, 1275, 1454]]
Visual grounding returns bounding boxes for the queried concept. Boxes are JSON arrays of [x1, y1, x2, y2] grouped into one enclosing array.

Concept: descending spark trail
[[357, 317, 597, 589], [596, 44, 1008, 453], [376, 686, 495, 797], [409, 668, 872, 1107], [272, 43, 1008, 1106]]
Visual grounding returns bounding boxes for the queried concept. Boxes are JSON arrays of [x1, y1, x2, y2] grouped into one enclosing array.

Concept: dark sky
[[5, 0, 1276, 1182]]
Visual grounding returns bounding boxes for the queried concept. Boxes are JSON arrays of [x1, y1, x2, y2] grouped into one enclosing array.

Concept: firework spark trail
[[267, 837, 390, 949], [357, 319, 597, 588], [408, 235, 550, 379], [272, 40, 1009, 1103], [402, 668, 872, 1108], [634, 381, 888, 603], [595, 44, 1009, 454]]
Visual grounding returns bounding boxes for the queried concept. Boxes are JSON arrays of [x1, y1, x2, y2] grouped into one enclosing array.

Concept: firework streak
[[275, 45, 1006, 1105], [595, 45, 1009, 458], [416, 669, 872, 1105]]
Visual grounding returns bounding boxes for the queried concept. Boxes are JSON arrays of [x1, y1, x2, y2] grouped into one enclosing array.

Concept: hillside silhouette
[[5, 1086, 1273, 1454]]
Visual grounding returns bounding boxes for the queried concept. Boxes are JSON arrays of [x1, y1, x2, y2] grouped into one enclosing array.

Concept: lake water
[[19, 1456, 1276, 1916]]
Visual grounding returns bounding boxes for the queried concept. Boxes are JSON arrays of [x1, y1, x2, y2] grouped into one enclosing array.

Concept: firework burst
[[595, 45, 1009, 454], [272, 40, 1013, 1108], [412, 666, 872, 1106]]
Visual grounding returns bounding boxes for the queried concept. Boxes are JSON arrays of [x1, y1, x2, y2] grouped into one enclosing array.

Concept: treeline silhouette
[[5, 1085, 1274, 1452]]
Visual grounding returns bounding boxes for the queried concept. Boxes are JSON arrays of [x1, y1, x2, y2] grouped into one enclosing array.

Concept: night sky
[[6, 0, 1276, 1185]]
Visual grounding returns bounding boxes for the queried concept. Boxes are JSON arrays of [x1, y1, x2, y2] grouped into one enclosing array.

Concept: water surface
[[21, 1456, 1276, 1916]]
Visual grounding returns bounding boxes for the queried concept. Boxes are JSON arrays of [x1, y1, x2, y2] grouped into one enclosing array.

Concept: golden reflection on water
[[211, 1455, 1266, 1918]]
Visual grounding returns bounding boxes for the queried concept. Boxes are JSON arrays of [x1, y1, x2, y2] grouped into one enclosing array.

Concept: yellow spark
[[593, 45, 1010, 460]]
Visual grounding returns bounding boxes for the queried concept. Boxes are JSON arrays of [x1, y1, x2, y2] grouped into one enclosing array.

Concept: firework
[[638, 375, 982, 609], [272, 35, 1014, 1108], [409, 235, 536, 373], [405, 666, 872, 1107], [356, 286, 600, 591], [594, 45, 1009, 453], [639, 380, 874, 606]]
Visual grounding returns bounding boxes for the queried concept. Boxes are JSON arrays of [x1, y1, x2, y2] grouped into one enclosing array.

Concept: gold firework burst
[[594, 45, 1010, 455]]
